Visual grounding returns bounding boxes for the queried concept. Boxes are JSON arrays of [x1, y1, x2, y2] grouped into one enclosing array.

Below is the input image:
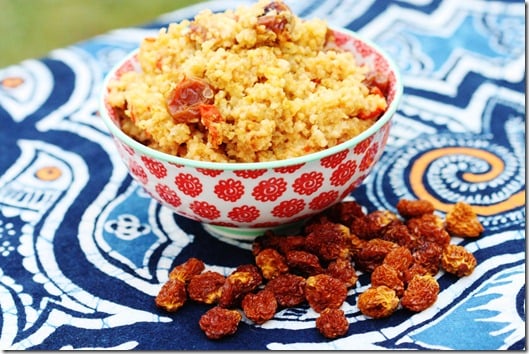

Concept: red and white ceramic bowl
[[99, 27, 403, 240]]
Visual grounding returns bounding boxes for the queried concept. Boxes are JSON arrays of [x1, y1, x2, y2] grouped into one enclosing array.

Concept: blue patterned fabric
[[0, 0, 525, 350]]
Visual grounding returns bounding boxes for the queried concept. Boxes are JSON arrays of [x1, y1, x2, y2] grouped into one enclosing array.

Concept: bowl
[[99, 26, 403, 240]]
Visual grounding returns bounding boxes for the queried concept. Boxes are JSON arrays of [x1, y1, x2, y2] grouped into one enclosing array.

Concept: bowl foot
[[202, 221, 305, 241]]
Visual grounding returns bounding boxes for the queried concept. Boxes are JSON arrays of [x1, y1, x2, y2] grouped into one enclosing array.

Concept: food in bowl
[[105, 0, 389, 163], [100, 0, 402, 239]]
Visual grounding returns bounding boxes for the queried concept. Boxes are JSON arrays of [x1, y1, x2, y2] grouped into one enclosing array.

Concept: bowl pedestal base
[[202, 221, 305, 241]]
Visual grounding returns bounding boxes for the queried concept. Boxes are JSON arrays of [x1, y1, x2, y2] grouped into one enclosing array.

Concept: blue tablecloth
[[0, 0, 525, 350]]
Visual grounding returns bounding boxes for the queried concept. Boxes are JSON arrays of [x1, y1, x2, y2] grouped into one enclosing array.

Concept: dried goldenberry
[[266, 273, 306, 307], [381, 220, 419, 250], [253, 232, 306, 256], [219, 264, 262, 308], [371, 264, 405, 297], [169, 257, 205, 283], [412, 241, 443, 275], [155, 278, 187, 312], [397, 199, 435, 218], [199, 306, 242, 340], [304, 222, 351, 261], [305, 274, 348, 313], [316, 308, 349, 339], [326, 258, 358, 288], [441, 244, 477, 277], [285, 250, 324, 276], [355, 238, 399, 273], [403, 263, 429, 285], [325, 200, 366, 226], [445, 201, 484, 237], [357, 285, 399, 319], [152, 198, 483, 340], [350, 210, 399, 240], [348, 232, 367, 258], [241, 289, 278, 324], [256, 0, 294, 42], [255, 248, 289, 280], [187, 271, 225, 304], [407, 214, 450, 248], [383, 246, 413, 276], [401, 274, 439, 312]]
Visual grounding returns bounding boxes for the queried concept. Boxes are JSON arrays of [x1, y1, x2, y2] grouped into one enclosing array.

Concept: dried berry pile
[[155, 199, 483, 340]]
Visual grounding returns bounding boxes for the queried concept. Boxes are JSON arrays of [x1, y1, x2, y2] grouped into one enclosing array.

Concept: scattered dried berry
[[323, 200, 365, 227], [266, 273, 306, 307], [412, 241, 443, 275], [441, 244, 477, 277], [316, 308, 349, 339], [351, 210, 399, 240], [326, 258, 358, 288], [357, 285, 399, 319], [285, 250, 324, 276], [169, 257, 205, 283], [445, 201, 484, 237], [219, 264, 263, 308], [401, 274, 439, 312], [199, 306, 242, 340], [155, 278, 187, 312], [255, 248, 289, 280], [383, 246, 413, 276], [403, 263, 429, 285], [407, 214, 451, 248], [155, 198, 482, 340], [355, 238, 399, 273], [242, 289, 278, 324], [305, 274, 348, 313], [187, 271, 225, 304], [347, 232, 367, 258], [371, 264, 405, 297], [304, 222, 351, 261], [381, 220, 419, 250], [252, 232, 305, 256], [397, 199, 435, 218]]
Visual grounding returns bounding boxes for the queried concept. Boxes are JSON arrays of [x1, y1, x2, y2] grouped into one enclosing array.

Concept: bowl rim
[[99, 26, 403, 171]]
